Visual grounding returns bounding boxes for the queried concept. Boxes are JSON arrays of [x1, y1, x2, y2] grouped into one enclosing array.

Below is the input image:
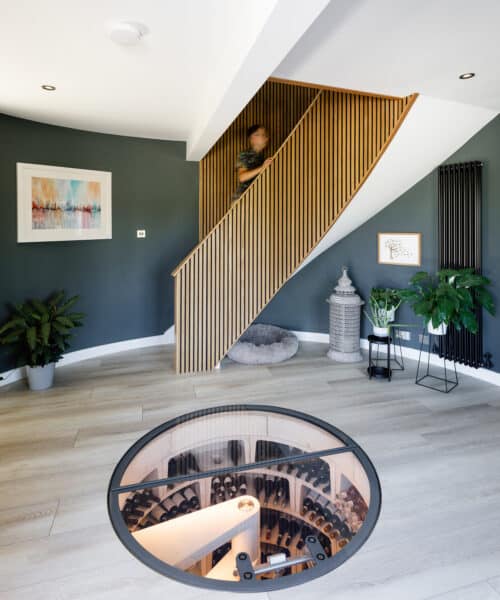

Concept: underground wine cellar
[[107, 405, 381, 592]]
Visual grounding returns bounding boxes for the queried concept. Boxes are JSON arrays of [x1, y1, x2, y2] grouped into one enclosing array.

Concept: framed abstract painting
[[17, 163, 112, 242], [377, 232, 422, 266]]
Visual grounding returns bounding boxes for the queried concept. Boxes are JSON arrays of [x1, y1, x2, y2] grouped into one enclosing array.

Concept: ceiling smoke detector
[[109, 22, 149, 46]]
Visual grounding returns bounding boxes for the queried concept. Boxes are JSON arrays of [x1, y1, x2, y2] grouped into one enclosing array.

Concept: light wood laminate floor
[[1, 342, 500, 600]]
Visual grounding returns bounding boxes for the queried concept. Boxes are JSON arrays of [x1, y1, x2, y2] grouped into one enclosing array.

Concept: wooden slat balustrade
[[173, 84, 417, 374]]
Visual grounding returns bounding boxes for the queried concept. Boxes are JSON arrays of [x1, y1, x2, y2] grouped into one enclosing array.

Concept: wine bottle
[[301, 491, 316, 516], [312, 473, 330, 488], [296, 524, 312, 550], [123, 505, 144, 517], [323, 511, 342, 533], [168, 456, 179, 477], [254, 475, 264, 498], [304, 465, 318, 483], [149, 503, 170, 522], [338, 521, 352, 540], [223, 474, 234, 490], [183, 487, 200, 509], [187, 452, 201, 472], [125, 494, 148, 508], [273, 478, 287, 505], [228, 440, 242, 466], [295, 463, 307, 479], [263, 478, 274, 503], [237, 475, 247, 495], [171, 492, 189, 513], [178, 454, 188, 475], [142, 489, 161, 504], [162, 497, 178, 518], [312, 495, 330, 524], [266, 511, 278, 541], [285, 520, 300, 546], [134, 493, 152, 508], [276, 516, 289, 546]]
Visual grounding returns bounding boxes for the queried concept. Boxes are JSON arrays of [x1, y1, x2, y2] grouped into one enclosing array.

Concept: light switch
[[137, 229, 146, 238]]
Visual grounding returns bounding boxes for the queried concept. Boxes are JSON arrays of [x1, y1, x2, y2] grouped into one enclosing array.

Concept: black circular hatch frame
[[107, 404, 382, 593]]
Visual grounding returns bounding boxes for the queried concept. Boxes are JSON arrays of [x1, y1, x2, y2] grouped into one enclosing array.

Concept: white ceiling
[[274, 0, 500, 111], [2, 0, 499, 160], [0, 0, 278, 141], [0, 0, 328, 159]]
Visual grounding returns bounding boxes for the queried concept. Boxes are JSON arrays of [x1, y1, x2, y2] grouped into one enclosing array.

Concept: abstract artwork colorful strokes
[[31, 177, 102, 230]]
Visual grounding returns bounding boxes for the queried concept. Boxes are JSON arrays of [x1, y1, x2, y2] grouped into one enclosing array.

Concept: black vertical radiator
[[438, 161, 489, 369]]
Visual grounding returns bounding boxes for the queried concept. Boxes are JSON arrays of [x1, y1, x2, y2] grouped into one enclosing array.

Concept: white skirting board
[[2, 326, 499, 389], [0, 326, 175, 388], [289, 330, 500, 388]]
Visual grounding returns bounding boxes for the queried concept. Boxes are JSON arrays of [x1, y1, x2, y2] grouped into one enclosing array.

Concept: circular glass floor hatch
[[107, 405, 381, 592]]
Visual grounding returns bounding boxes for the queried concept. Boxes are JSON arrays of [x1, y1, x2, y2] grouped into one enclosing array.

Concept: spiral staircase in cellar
[[108, 406, 380, 591]]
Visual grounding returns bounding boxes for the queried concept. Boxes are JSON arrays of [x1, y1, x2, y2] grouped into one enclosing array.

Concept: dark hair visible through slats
[[247, 124, 265, 138]]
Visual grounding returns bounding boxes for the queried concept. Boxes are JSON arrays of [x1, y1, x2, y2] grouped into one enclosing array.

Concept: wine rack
[[109, 405, 381, 592], [121, 443, 367, 577], [122, 482, 202, 531]]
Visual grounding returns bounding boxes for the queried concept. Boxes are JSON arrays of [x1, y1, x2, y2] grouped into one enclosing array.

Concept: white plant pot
[[427, 321, 448, 336], [377, 307, 396, 323], [26, 363, 55, 391], [373, 326, 390, 337]]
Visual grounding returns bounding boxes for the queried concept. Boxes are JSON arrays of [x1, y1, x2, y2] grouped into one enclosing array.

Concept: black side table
[[367, 335, 392, 381]]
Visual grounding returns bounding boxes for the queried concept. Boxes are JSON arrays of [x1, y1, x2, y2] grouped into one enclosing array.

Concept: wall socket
[[136, 229, 146, 238], [396, 329, 411, 341]]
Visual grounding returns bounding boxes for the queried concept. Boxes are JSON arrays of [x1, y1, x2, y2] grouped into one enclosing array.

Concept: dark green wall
[[0, 113, 198, 372], [259, 114, 500, 372]]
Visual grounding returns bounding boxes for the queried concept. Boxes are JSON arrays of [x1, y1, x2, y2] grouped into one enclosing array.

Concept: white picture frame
[[377, 232, 422, 266], [17, 162, 112, 243]]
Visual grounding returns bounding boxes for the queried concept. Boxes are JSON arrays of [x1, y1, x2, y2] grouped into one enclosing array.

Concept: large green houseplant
[[400, 268, 495, 335], [0, 291, 84, 390]]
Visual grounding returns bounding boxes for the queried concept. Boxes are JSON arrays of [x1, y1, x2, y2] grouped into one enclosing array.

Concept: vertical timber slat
[[173, 84, 417, 373]]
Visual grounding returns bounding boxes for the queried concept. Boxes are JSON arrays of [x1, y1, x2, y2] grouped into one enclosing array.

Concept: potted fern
[[0, 291, 84, 390], [400, 269, 494, 335], [364, 288, 404, 336]]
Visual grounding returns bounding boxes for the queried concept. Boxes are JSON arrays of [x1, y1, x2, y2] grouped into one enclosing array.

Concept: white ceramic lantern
[[326, 267, 364, 362]]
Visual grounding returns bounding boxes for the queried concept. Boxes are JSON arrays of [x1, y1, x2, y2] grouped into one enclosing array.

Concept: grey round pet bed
[[227, 324, 299, 365]]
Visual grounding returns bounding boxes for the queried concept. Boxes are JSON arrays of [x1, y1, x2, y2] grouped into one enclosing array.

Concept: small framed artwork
[[17, 163, 112, 242], [377, 232, 422, 266]]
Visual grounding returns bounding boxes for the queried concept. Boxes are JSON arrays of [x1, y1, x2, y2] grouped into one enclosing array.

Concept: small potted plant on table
[[0, 291, 84, 390], [400, 269, 494, 335], [364, 288, 404, 337]]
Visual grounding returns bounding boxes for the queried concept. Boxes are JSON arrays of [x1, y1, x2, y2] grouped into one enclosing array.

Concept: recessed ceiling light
[[41, 84, 56, 91], [459, 72, 475, 80], [109, 21, 149, 46]]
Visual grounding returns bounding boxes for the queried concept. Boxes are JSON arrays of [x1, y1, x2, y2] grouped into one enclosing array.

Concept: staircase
[[172, 80, 417, 374]]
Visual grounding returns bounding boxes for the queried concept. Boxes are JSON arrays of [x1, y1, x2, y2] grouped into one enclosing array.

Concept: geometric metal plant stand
[[416, 329, 458, 393]]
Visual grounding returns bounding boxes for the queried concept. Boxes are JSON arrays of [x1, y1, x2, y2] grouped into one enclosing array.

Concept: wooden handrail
[[172, 91, 322, 277], [173, 87, 417, 373], [197, 80, 318, 240]]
